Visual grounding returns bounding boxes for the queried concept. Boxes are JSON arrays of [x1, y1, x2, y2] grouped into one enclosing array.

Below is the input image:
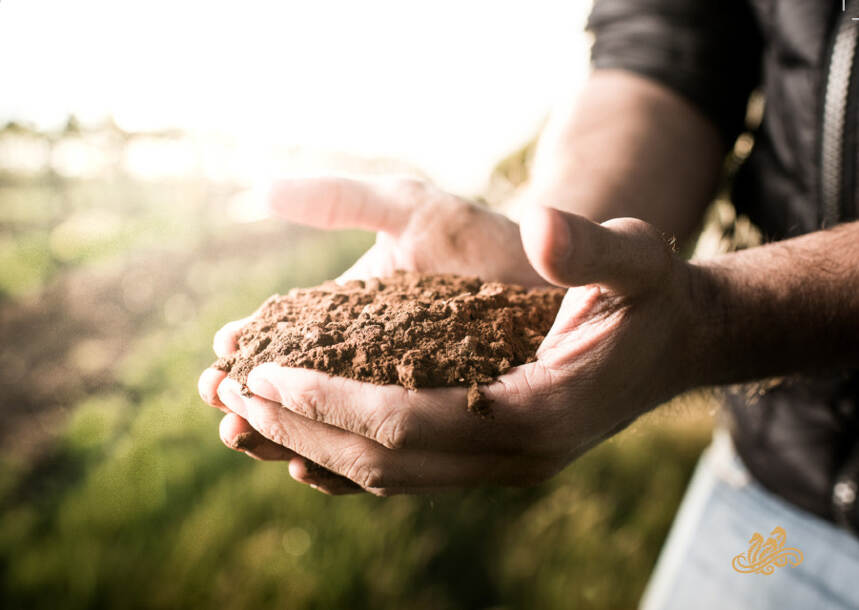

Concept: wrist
[[679, 259, 734, 390], [625, 255, 717, 407]]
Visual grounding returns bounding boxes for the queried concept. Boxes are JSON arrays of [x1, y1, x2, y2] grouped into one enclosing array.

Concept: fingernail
[[549, 208, 573, 263], [248, 372, 282, 404]]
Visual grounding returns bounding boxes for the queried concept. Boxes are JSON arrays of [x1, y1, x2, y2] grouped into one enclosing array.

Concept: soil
[[214, 271, 565, 415]]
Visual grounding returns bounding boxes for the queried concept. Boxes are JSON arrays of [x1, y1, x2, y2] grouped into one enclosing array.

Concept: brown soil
[[214, 271, 565, 414]]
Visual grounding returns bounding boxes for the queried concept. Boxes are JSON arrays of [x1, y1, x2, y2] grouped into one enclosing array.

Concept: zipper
[[821, 1, 859, 226]]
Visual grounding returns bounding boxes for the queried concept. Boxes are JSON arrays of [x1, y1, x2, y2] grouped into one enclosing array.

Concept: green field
[[0, 124, 713, 609]]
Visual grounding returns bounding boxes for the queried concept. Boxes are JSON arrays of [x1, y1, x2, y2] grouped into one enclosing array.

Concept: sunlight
[[0, 0, 591, 194]]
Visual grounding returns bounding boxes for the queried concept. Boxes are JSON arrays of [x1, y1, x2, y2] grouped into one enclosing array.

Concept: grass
[[0, 125, 713, 609]]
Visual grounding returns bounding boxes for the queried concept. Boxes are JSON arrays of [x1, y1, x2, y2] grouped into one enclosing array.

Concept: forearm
[[689, 221, 859, 387], [523, 70, 725, 242]]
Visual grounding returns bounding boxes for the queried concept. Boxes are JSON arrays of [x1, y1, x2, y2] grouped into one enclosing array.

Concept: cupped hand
[[198, 177, 549, 483], [206, 196, 701, 495]]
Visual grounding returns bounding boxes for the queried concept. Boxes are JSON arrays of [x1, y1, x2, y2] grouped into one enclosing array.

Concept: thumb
[[520, 205, 676, 295]]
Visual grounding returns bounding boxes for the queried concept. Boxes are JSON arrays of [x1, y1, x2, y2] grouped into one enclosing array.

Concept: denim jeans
[[640, 430, 859, 610]]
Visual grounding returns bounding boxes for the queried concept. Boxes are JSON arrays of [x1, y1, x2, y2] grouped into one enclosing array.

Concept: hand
[[198, 177, 548, 478], [274, 176, 548, 286], [207, 202, 700, 495]]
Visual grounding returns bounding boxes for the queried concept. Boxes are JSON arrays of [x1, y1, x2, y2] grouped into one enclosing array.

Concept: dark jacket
[[588, 0, 859, 532]]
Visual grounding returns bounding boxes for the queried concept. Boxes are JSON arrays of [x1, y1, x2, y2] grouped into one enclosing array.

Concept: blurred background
[[0, 1, 735, 608]]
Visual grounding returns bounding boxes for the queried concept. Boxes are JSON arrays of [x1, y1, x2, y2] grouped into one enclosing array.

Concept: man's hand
[[271, 176, 548, 287], [198, 177, 550, 479], [203, 199, 699, 495]]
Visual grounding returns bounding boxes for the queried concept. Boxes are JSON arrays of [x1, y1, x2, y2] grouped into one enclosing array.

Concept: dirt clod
[[230, 431, 259, 451], [214, 271, 564, 414]]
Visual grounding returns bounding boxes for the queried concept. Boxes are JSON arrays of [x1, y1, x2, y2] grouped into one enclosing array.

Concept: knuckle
[[359, 465, 385, 490], [373, 409, 413, 450], [290, 384, 323, 420], [257, 420, 291, 450], [390, 177, 427, 201], [614, 218, 677, 280], [344, 454, 386, 489], [605, 216, 650, 236]]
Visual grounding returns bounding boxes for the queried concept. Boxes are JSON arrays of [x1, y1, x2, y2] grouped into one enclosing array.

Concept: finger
[[217, 378, 546, 490], [291, 456, 495, 496], [213, 316, 253, 357], [246, 364, 506, 453], [306, 482, 360, 496], [289, 458, 440, 496], [269, 177, 412, 235], [520, 206, 675, 295], [219, 412, 297, 461], [288, 458, 364, 495], [198, 367, 229, 411], [536, 284, 614, 358], [305, 481, 450, 497]]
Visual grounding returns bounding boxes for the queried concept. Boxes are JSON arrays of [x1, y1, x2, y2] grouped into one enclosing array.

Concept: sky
[[0, 1, 591, 194]]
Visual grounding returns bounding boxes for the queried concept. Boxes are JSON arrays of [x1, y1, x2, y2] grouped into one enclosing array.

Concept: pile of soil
[[214, 271, 565, 414]]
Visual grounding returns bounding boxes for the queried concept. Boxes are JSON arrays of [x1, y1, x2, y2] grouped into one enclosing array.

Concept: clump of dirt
[[214, 271, 564, 415]]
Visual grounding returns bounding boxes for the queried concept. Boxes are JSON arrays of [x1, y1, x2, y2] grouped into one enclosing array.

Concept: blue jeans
[[640, 431, 859, 610]]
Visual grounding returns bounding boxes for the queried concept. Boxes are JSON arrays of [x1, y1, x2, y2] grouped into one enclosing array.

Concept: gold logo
[[731, 526, 804, 574]]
